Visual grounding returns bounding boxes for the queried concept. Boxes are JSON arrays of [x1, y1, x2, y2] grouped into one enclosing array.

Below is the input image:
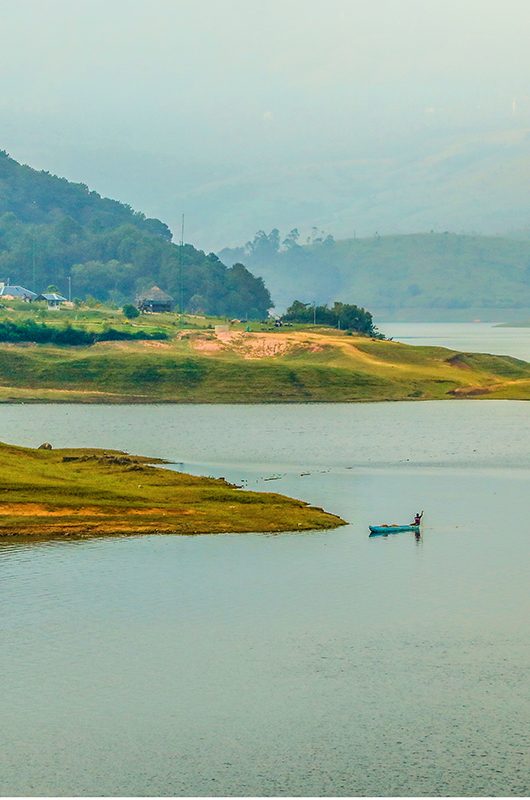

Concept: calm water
[[0, 402, 529, 796], [380, 321, 530, 362]]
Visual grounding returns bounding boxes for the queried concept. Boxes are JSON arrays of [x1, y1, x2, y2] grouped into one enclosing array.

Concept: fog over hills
[[210, 128, 530, 248], [9, 125, 530, 253], [220, 229, 530, 321], [3, 0, 530, 321], [3, 0, 530, 252]]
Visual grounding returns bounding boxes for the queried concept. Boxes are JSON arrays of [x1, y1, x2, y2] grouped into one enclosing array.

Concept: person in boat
[[413, 511, 424, 526]]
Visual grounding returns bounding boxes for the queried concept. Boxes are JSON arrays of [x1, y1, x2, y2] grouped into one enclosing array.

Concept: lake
[[1, 401, 529, 796], [380, 321, 530, 362]]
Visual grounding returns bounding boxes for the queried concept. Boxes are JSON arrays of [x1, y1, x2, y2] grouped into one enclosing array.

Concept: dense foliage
[[0, 319, 168, 345], [283, 300, 376, 334], [219, 228, 530, 317], [0, 151, 272, 318], [122, 304, 140, 319]]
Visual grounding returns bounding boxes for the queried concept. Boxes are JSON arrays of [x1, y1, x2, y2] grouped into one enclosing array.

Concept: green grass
[[0, 300, 223, 335], [0, 303, 529, 402], [0, 442, 345, 538]]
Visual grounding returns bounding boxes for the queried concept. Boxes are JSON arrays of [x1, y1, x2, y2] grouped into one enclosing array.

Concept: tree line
[[0, 319, 168, 346], [283, 300, 377, 335]]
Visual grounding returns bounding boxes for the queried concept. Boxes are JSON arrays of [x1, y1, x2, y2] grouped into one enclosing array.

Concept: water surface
[[0, 403, 529, 796], [381, 321, 530, 361]]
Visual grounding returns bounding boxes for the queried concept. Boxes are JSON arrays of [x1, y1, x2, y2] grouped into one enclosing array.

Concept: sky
[[1, 0, 530, 248]]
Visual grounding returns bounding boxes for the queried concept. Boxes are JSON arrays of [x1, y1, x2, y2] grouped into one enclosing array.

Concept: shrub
[[123, 304, 140, 319], [0, 320, 168, 346]]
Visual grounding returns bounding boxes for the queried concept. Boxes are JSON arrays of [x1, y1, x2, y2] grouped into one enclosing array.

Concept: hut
[[136, 285, 174, 313], [0, 284, 37, 302], [36, 292, 68, 310]]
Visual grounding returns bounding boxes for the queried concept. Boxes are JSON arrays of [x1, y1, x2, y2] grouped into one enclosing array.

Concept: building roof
[[0, 285, 37, 300], [136, 285, 174, 303], [36, 293, 68, 302]]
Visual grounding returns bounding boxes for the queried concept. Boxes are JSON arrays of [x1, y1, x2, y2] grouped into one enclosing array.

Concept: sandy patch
[[192, 337, 226, 354], [209, 331, 298, 359], [93, 340, 171, 350], [186, 329, 334, 360], [0, 503, 195, 517], [238, 336, 295, 358], [141, 340, 171, 349], [216, 330, 239, 344]]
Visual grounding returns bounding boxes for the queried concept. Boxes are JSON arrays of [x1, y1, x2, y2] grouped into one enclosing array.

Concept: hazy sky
[[1, 0, 530, 247]]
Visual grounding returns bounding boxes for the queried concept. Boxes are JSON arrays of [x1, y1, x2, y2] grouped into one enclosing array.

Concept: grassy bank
[[0, 304, 529, 401], [0, 442, 344, 538]]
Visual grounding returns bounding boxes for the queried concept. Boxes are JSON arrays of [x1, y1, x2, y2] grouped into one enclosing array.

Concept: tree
[[282, 228, 300, 249], [245, 229, 281, 263], [283, 299, 375, 335], [123, 304, 140, 319], [0, 150, 275, 317]]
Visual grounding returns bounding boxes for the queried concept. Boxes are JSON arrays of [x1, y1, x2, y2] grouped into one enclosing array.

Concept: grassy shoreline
[[0, 333, 529, 402], [0, 442, 345, 538], [0, 306, 529, 402]]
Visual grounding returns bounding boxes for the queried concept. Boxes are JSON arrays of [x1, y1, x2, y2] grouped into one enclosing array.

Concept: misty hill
[[219, 229, 530, 321], [137, 127, 530, 250], [0, 150, 271, 318]]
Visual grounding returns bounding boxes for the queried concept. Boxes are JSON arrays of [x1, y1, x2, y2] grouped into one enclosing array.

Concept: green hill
[[0, 150, 271, 317], [219, 230, 530, 320], [0, 304, 529, 403]]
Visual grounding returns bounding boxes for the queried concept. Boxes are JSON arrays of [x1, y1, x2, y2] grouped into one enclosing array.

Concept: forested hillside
[[219, 229, 530, 319], [0, 151, 271, 317]]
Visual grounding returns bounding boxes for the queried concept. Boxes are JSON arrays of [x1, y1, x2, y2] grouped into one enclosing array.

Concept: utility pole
[[68, 275, 72, 302], [313, 301, 316, 326], [178, 214, 184, 323], [31, 236, 36, 290]]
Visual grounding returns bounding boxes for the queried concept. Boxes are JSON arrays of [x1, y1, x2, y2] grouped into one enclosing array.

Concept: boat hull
[[369, 524, 419, 535]]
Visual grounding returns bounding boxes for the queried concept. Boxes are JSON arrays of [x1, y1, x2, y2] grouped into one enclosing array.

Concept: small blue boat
[[369, 524, 419, 536]]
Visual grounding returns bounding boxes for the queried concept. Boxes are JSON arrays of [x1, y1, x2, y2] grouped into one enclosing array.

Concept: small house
[[136, 285, 174, 313], [36, 292, 68, 310], [0, 284, 37, 302]]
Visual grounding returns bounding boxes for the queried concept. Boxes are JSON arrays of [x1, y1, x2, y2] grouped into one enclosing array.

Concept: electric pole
[[32, 236, 36, 290], [178, 214, 184, 322]]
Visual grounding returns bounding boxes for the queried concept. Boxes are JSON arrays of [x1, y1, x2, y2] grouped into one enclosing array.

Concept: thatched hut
[[136, 285, 174, 313]]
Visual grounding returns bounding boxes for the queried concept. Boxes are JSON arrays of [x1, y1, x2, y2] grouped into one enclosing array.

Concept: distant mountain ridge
[[166, 127, 530, 249], [219, 230, 530, 321], [0, 150, 271, 317]]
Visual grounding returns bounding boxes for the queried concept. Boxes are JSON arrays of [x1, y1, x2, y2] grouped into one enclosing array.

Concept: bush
[[123, 304, 140, 319], [283, 300, 376, 335], [0, 320, 168, 346]]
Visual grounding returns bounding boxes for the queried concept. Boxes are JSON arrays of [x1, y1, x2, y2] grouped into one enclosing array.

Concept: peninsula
[[0, 306, 529, 402], [0, 441, 344, 538]]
